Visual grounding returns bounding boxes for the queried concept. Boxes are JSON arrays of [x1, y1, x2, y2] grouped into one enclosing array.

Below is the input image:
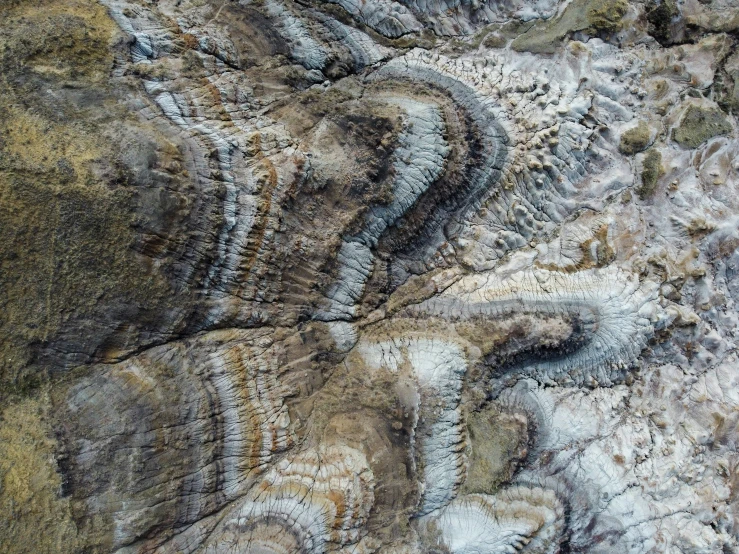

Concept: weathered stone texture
[[1, 0, 738, 552]]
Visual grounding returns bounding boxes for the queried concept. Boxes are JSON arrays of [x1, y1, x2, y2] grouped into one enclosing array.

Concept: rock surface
[[1, 0, 739, 552]]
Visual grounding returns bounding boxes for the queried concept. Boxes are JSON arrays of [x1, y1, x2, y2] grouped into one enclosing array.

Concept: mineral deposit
[[1, 0, 739, 552]]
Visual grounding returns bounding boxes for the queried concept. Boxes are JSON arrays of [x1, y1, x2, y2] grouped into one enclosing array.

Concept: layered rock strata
[[2, 0, 739, 553]]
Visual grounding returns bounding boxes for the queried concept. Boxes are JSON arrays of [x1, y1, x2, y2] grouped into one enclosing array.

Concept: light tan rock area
[[2, 0, 739, 552]]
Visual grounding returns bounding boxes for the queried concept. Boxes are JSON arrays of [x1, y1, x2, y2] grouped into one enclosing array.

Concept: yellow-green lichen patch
[[586, 0, 629, 33], [619, 121, 652, 155], [0, 0, 116, 82], [511, 0, 628, 54], [0, 394, 79, 554], [0, 0, 175, 393], [672, 105, 732, 149], [461, 405, 528, 495]]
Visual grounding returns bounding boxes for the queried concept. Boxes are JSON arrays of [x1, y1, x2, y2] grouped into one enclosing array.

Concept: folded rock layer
[[1, 0, 739, 552]]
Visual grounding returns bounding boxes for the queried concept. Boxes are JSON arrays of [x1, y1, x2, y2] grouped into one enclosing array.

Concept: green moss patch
[[637, 149, 664, 199], [620, 121, 651, 155], [646, 0, 680, 45], [672, 105, 732, 149]]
